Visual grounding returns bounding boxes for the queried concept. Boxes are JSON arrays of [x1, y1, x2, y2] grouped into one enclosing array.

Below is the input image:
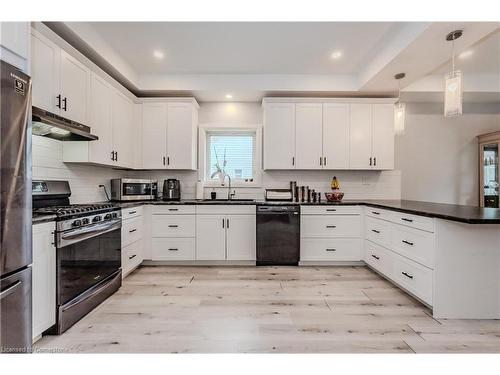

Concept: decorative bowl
[[325, 191, 344, 202]]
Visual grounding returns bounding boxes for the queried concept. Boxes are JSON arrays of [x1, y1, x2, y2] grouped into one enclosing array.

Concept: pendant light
[[394, 72, 406, 136], [444, 30, 463, 117]]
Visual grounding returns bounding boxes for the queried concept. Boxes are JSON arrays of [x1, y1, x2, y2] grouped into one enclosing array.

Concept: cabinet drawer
[[196, 205, 255, 215], [391, 225, 435, 268], [301, 205, 361, 215], [121, 216, 143, 247], [365, 216, 392, 248], [364, 240, 393, 276], [152, 238, 195, 260], [392, 252, 433, 306], [152, 215, 195, 237], [122, 240, 142, 274], [122, 206, 143, 220], [152, 205, 195, 215], [393, 212, 434, 233], [301, 238, 362, 261], [301, 215, 361, 237], [365, 207, 394, 221]]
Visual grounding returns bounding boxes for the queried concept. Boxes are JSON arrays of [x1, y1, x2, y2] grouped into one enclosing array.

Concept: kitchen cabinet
[[112, 90, 134, 167], [263, 103, 295, 169], [141, 101, 198, 170], [478, 131, 500, 208], [32, 222, 56, 341], [322, 103, 350, 169], [196, 205, 256, 261], [1, 22, 29, 70], [371, 104, 395, 170], [31, 29, 90, 124], [295, 103, 323, 169], [121, 207, 144, 277], [349, 104, 373, 169]]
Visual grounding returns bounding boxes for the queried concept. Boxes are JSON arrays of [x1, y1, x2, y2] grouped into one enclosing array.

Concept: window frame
[[199, 124, 262, 188]]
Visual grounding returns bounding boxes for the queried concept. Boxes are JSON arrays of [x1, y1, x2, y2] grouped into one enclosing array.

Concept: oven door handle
[[58, 220, 122, 247]]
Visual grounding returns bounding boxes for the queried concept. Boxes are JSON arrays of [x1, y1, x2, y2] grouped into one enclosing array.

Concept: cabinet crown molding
[[262, 97, 397, 106]]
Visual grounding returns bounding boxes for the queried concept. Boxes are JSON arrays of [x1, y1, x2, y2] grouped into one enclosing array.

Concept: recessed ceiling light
[[153, 50, 164, 59], [330, 50, 343, 60], [459, 50, 473, 59], [225, 94, 233, 99]]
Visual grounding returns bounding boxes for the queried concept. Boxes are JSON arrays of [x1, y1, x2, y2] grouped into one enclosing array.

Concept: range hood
[[32, 106, 98, 141]]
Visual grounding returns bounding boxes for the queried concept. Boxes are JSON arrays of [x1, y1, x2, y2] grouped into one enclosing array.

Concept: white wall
[[396, 102, 500, 206]]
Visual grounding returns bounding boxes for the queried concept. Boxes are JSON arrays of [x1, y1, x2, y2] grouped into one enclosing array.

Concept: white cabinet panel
[[167, 103, 196, 170], [1, 22, 29, 59], [263, 103, 295, 169], [122, 240, 143, 275], [349, 103, 372, 169], [88, 73, 113, 165], [59, 50, 90, 124], [226, 215, 256, 261], [112, 90, 133, 168], [152, 215, 195, 238], [152, 238, 195, 261], [301, 215, 361, 238], [295, 103, 323, 169], [364, 239, 393, 276], [322, 103, 349, 169], [365, 216, 392, 248], [372, 104, 395, 170], [142, 103, 167, 169], [32, 222, 56, 341], [391, 225, 435, 269], [121, 216, 143, 247], [31, 30, 60, 113], [392, 252, 433, 305], [301, 238, 362, 261], [196, 215, 226, 260], [301, 206, 361, 215]]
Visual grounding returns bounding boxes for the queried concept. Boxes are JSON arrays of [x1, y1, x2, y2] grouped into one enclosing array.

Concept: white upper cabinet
[[31, 30, 60, 113], [372, 104, 395, 170], [112, 91, 133, 168], [142, 103, 168, 169], [141, 101, 198, 170], [1, 22, 29, 70], [88, 73, 113, 165], [263, 103, 295, 169], [322, 103, 350, 169], [349, 104, 373, 169], [295, 103, 323, 169], [167, 103, 197, 170], [31, 29, 90, 124]]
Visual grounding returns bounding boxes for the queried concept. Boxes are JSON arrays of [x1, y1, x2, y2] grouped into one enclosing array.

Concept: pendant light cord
[[451, 37, 456, 73]]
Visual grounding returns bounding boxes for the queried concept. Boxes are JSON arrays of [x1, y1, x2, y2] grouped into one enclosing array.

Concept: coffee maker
[[162, 179, 181, 201]]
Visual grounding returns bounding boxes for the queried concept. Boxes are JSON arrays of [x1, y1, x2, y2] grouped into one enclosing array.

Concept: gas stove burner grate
[[34, 203, 117, 217]]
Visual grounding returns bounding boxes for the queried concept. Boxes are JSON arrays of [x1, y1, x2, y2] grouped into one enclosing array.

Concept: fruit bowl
[[325, 191, 344, 202]]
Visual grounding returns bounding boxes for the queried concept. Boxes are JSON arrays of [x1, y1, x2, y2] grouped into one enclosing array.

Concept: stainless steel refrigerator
[[0, 60, 32, 353]]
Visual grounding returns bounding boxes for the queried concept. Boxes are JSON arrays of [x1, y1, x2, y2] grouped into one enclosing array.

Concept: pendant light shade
[[394, 72, 406, 136], [444, 30, 463, 117]]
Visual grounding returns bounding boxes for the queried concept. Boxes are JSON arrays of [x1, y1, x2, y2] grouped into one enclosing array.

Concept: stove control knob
[[82, 218, 90, 225], [104, 214, 112, 220], [72, 219, 82, 227], [112, 212, 118, 218], [92, 216, 102, 223]]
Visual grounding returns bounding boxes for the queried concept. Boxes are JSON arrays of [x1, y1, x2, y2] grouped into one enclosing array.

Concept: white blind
[[207, 132, 255, 180]]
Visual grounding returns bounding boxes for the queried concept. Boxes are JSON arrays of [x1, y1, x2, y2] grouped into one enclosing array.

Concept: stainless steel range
[[33, 180, 122, 334]]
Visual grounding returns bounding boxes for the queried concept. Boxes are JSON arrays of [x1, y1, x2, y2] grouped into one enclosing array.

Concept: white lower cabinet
[[121, 207, 144, 277], [301, 238, 362, 261], [196, 206, 256, 261], [152, 238, 196, 260], [32, 222, 56, 341]]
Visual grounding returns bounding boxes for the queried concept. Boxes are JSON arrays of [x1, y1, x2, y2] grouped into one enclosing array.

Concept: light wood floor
[[35, 266, 500, 353]]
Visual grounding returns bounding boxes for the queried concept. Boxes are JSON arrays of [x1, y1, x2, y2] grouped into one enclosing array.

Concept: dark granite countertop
[[32, 199, 500, 225]]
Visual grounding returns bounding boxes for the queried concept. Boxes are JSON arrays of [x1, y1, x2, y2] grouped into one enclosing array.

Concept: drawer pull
[[326, 225, 337, 229], [325, 248, 336, 252], [129, 211, 137, 215], [168, 208, 179, 211], [168, 225, 179, 228], [371, 229, 380, 234], [371, 211, 380, 215], [402, 271, 414, 279], [401, 218, 413, 223], [168, 248, 178, 251], [371, 254, 380, 260], [326, 209, 337, 212], [128, 254, 137, 260], [402, 240, 414, 246], [129, 229, 137, 233]]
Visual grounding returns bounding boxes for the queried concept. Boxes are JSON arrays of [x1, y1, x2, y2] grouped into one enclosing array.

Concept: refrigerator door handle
[[0, 280, 22, 300]]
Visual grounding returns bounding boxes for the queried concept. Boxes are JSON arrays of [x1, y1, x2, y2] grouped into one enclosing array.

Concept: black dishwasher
[[256, 205, 300, 266]]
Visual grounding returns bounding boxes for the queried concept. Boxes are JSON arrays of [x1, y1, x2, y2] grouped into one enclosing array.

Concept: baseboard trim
[[299, 261, 365, 266], [141, 260, 256, 266]]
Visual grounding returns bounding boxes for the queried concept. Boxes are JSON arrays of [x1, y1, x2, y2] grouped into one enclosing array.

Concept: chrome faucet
[[210, 171, 235, 200]]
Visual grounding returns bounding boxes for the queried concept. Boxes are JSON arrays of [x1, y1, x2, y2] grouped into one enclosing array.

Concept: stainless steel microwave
[[110, 179, 158, 201]]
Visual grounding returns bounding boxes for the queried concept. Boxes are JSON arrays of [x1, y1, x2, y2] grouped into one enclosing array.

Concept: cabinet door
[[263, 103, 295, 169], [372, 104, 395, 170], [295, 103, 323, 169], [142, 103, 167, 169], [60, 50, 90, 124], [88, 73, 113, 165], [112, 90, 133, 168], [226, 215, 256, 261], [349, 104, 372, 169], [31, 30, 60, 113], [195, 215, 226, 260], [167, 103, 196, 170], [1, 22, 29, 59], [32, 223, 56, 340], [323, 103, 349, 169]]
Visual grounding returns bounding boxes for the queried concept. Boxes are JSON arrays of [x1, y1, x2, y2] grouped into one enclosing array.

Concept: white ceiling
[[88, 22, 397, 75]]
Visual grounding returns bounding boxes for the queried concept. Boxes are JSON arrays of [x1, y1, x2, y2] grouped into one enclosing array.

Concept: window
[[206, 131, 256, 183]]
